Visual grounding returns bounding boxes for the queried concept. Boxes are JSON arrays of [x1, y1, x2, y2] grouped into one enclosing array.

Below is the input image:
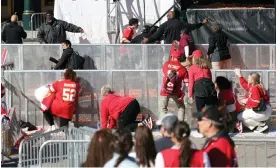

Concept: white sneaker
[[45, 125, 56, 132], [254, 124, 268, 133], [191, 131, 204, 138]]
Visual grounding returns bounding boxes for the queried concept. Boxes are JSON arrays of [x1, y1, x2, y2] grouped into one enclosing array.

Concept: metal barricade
[[30, 13, 46, 39], [1, 106, 21, 162], [1, 44, 275, 70], [69, 127, 96, 140], [18, 126, 69, 167], [38, 140, 90, 167], [233, 138, 276, 167]]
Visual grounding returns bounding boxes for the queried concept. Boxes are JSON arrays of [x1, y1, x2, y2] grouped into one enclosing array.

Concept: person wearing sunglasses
[[197, 106, 238, 167]]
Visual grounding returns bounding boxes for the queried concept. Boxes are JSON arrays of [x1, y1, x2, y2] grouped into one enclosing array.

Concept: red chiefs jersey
[[203, 136, 238, 167], [239, 77, 270, 108], [160, 61, 188, 97], [161, 148, 209, 167], [50, 79, 79, 119], [122, 26, 134, 41]]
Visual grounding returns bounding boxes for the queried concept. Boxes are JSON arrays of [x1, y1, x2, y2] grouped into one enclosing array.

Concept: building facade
[[1, 0, 54, 21]]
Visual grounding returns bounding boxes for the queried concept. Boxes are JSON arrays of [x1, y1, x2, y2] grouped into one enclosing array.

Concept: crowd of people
[[82, 109, 238, 167], [1, 8, 273, 167]]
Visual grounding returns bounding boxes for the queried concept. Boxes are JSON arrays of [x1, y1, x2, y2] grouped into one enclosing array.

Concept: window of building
[[1, 0, 8, 6], [45, 0, 54, 6]]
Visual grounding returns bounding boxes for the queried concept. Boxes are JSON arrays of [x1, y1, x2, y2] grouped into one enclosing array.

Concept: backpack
[[194, 78, 217, 98], [162, 68, 180, 94], [67, 51, 85, 69]]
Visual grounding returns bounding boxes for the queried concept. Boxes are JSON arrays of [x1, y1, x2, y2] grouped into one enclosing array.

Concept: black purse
[[252, 87, 267, 112]]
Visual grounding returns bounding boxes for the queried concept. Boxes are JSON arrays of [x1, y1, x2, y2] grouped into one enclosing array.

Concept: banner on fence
[[186, 9, 275, 44]]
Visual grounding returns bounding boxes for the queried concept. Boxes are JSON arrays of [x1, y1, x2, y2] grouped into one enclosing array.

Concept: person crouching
[[100, 85, 152, 131]]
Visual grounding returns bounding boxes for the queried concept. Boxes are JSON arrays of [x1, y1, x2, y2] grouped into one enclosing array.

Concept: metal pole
[[149, 1, 179, 29]]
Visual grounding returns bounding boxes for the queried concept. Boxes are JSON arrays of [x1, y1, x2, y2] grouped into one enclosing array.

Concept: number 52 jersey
[[50, 79, 80, 120]]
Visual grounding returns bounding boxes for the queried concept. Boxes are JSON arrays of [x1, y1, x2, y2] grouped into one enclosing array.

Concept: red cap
[[189, 50, 203, 58], [171, 50, 181, 58]]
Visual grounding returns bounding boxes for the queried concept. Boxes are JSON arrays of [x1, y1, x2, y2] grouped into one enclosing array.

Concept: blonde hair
[[192, 57, 210, 69], [250, 72, 266, 91], [101, 85, 114, 96]]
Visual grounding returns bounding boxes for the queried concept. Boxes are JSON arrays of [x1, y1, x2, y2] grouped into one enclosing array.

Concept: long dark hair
[[82, 129, 114, 167], [134, 126, 157, 167], [112, 128, 133, 167], [174, 121, 192, 167], [215, 76, 232, 90]]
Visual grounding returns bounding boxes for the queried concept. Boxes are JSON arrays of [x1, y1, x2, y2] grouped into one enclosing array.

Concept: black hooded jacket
[[1, 22, 27, 44]]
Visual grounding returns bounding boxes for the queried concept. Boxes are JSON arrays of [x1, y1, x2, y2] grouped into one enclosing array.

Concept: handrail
[[38, 140, 90, 167]]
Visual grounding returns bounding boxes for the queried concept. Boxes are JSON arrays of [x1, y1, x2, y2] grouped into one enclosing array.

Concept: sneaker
[[45, 125, 56, 132], [147, 117, 153, 129], [254, 124, 268, 133]]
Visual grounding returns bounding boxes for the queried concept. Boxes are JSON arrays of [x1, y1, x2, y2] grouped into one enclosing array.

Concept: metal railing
[[35, 138, 276, 167], [3, 69, 276, 129], [38, 140, 90, 167], [18, 127, 96, 167], [18, 126, 69, 167], [1, 44, 275, 70], [30, 13, 46, 39]]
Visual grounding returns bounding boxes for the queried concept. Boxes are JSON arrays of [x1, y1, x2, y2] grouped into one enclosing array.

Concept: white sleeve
[[184, 46, 189, 57], [155, 152, 165, 168], [203, 152, 211, 168]]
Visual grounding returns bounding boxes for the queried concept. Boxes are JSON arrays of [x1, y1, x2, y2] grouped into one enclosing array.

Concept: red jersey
[[49, 79, 79, 119], [219, 89, 243, 112], [100, 94, 134, 129], [203, 134, 238, 167], [122, 26, 134, 41], [239, 77, 270, 108], [188, 65, 212, 97], [160, 61, 188, 97], [161, 148, 209, 167]]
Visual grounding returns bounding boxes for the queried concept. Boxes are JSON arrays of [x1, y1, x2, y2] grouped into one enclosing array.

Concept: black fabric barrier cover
[[186, 9, 275, 44]]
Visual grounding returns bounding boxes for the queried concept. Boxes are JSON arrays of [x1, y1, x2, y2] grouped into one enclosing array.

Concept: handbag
[[252, 86, 267, 112], [253, 98, 266, 112]]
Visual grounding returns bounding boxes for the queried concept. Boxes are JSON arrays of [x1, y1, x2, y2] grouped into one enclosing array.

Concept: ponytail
[[173, 121, 192, 167], [179, 137, 192, 167]]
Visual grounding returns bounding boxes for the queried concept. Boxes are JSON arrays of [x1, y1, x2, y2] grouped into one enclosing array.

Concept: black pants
[[195, 96, 218, 112], [43, 110, 71, 127], [118, 99, 140, 132]]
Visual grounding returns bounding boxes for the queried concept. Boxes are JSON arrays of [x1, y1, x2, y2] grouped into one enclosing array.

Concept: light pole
[[22, 0, 34, 30]]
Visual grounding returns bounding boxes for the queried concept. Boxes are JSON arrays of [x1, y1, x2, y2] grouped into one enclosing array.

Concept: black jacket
[[37, 18, 81, 44], [148, 18, 203, 44], [207, 31, 231, 62], [1, 22, 27, 44], [54, 48, 74, 70]]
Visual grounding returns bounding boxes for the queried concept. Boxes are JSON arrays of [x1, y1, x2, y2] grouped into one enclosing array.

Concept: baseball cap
[[195, 106, 224, 125], [189, 50, 203, 58], [171, 50, 181, 58], [156, 113, 178, 131]]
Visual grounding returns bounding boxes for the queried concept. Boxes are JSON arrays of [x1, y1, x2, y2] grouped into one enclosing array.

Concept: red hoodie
[[188, 65, 212, 97], [100, 94, 134, 129], [219, 89, 243, 112], [239, 77, 269, 108], [160, 60, 188, 97]]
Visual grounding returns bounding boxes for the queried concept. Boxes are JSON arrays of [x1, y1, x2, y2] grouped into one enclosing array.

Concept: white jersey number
[[62, 88, 76, 102]]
